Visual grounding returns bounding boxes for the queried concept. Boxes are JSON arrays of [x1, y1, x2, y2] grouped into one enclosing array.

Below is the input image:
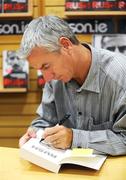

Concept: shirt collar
[[77, 45, 100, 93]]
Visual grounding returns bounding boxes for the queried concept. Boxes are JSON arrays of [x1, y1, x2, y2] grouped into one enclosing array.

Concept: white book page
[[22, 129, 67, 164], [60, 150, 107, 170], [21, 129, 107, 171]]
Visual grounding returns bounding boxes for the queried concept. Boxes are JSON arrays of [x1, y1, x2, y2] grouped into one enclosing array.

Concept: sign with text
[[0, 0, 28, 13], [65, 0, 126, 11], [0, 19, 31, 35], [67, 19, 114, 34]]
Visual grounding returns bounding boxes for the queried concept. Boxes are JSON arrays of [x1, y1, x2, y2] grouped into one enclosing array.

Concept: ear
[[59, 37, 72, 49]]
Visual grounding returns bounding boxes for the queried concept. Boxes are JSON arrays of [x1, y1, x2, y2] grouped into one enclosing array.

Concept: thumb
[[19, 133, 30, 147]]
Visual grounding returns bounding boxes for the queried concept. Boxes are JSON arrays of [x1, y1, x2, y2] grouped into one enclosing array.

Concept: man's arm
[[19, 82, 58, 147], [38, 118, 126, 155], [40, 87, 126, 155], [72, 91, 126, 156], [72, 127, 126, 156], [30, 82, 58, 128]]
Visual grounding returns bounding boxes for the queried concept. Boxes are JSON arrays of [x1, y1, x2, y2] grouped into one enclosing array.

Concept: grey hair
[[18, 15, 79, 58]]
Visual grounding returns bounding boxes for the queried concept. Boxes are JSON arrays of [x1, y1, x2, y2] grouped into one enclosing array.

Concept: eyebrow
[[39, 63, 49, 70]]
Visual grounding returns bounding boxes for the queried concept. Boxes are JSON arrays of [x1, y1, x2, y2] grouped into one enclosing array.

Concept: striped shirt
[[31, 45, 126, 156]]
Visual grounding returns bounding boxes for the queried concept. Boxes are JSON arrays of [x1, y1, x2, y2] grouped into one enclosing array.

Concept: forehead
[[103, 36, 126, 46], [28, 47, 52, 65], [27, 46, 59, 69], [28, 47, 50, 58]]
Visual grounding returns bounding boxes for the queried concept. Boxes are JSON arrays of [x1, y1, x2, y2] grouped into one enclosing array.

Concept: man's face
[[103, 36, 126, 55], [28, 47, 74, 83], [7, 51, 24, 72]]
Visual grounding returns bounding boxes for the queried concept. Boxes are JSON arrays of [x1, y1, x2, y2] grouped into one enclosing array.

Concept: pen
[[58, 114, 71, 125], [39, 114, 71, 143]]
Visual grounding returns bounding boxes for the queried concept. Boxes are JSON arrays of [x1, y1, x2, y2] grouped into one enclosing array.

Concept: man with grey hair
[[19, 15, 126, 156]]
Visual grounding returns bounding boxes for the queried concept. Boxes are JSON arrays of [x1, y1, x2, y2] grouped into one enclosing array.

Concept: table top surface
[[0, 146, 126, 180]]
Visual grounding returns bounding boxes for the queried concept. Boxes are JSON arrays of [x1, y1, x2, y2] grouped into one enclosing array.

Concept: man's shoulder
[[91, 46, 126, 77], [98, 49, 126, 89], [99, 49, 126, 73]]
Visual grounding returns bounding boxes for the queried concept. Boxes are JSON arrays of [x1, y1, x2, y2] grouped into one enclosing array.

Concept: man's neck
[[73, 44, 92, 85]]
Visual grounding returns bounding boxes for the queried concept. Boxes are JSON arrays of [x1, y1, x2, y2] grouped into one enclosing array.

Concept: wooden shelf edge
[[65, 11, 126, 16], [0, 88, 27, 93], [0, 13, 33, 18]]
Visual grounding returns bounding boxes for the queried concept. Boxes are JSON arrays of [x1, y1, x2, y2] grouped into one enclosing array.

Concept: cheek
[[43, 71, 54, 82], [64, 64, 73, 75]]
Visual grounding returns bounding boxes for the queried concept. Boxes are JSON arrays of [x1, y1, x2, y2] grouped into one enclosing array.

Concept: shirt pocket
[[88, 117, 113, 131]]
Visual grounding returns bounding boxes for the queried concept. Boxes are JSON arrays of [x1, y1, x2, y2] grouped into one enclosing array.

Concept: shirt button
[[78, 111, 82, 115]]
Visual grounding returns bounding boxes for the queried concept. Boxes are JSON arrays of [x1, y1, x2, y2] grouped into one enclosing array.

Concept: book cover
[[2, 50, 29, 88], [20, 129, 107, 173], [92, 34, 126, 56], [37, 70, 45, 88], [0, 0, 2, 13], [65, 0, 126, 11], [3, 0, 28, 13]]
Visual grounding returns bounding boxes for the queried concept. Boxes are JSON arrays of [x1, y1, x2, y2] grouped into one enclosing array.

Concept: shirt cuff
[[71, 129, 89, 148]]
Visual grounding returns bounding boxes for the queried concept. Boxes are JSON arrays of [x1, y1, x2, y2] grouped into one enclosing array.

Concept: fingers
[[19, 133, 30, 148], [43, 125, 61, 138], [44, 131, 60, 144], [43, 126, 73, 149], [43, 125, 64, 144], [19, 127, 37, 148], [51, 138, 69, 149]]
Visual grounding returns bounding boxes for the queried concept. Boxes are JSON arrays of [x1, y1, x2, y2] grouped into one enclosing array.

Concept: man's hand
[[43, 125, 73, 149], [19, 127, 37, 147]]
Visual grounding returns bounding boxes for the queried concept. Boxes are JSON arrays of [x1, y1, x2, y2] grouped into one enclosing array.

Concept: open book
[[20, 130, 107, 173]]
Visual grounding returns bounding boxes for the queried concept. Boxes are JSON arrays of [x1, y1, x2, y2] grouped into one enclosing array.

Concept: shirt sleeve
[[72, 92, 126, 156], [30, 82, 58, 128]]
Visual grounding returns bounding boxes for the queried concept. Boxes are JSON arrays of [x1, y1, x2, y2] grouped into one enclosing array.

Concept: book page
[[21, 129, 107, 172], [22, 131, 67, 164], [60, 150, 107, 170]]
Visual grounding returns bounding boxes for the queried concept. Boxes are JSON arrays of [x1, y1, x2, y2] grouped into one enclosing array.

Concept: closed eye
[[39, 63, 50, 70]]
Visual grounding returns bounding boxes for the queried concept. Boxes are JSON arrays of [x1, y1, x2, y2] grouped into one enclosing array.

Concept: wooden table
[[0, 147, 126, 180]]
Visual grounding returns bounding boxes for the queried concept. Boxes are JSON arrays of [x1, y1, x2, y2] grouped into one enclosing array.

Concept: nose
[[115, 47, 120, 53]]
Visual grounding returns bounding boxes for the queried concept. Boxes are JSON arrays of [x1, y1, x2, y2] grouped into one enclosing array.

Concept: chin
[[61, 77, 71, 83]]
